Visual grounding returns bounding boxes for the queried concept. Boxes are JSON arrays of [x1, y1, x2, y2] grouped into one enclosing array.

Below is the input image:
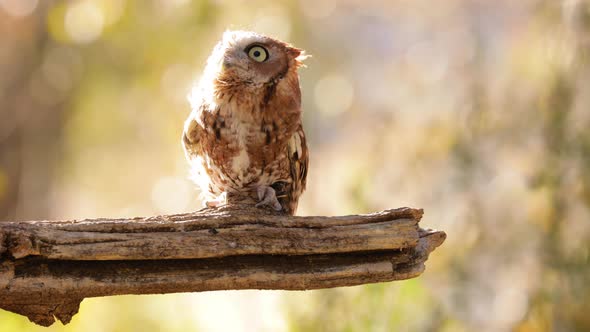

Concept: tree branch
[[0, 205, 445, 326]]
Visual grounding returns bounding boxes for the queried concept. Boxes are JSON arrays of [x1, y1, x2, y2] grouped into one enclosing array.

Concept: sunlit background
[[1, 0, 590, 331]]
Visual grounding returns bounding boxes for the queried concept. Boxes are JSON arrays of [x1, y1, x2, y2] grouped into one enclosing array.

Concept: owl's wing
[[181, 107, 205, 161], [284, 125, 308, 214]]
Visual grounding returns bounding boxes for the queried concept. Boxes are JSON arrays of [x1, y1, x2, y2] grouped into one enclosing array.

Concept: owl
[[182, 31, 309, 215]]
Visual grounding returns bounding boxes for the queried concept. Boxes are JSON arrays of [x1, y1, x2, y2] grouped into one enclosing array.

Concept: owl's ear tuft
[[289, 47, 310, 67], [287, 47, 302, 58]]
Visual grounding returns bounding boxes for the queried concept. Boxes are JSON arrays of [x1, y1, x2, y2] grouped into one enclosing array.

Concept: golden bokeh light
[[65, 1, 104, 44]]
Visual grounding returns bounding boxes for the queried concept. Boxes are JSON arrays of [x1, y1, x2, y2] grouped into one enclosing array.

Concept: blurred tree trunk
[[0, 3, 63, 221]]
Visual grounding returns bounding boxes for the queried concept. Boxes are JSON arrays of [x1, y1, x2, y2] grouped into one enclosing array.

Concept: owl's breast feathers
[[182, 63, 308, 214]]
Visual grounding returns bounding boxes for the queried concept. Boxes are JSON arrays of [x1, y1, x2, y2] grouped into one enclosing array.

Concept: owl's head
[[204, 30, 307, 87]]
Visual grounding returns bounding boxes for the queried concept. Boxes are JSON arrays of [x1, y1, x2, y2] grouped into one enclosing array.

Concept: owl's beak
[[222, 58, 248, 71]]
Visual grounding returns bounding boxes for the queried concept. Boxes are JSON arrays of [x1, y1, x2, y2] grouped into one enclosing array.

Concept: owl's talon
[[256, 186, 266, 201], [255, 186, 282, 211]]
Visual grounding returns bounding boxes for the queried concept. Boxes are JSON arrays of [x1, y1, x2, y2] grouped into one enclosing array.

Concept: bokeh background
[[1, 0, 589, 331]]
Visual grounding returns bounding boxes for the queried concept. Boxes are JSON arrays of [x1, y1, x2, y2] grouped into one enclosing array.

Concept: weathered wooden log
[[0, 205, 445, 327]]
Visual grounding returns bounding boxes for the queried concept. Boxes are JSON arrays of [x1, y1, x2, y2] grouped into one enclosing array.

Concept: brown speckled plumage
[[182, 31, 308, 215]]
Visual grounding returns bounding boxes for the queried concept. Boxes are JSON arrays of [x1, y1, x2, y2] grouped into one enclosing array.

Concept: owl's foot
[[255, 186, 282, 211], [205, 192, 227, 208]]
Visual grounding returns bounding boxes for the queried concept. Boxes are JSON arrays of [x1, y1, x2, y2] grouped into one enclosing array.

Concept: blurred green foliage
[[1, 0, 589, 331]]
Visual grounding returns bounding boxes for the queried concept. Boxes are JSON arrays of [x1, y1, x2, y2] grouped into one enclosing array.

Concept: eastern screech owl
[[182, 31, 309, 215]]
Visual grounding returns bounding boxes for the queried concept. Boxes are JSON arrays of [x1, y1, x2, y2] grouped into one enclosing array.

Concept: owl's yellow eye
[[247, 45, 268, 62]]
